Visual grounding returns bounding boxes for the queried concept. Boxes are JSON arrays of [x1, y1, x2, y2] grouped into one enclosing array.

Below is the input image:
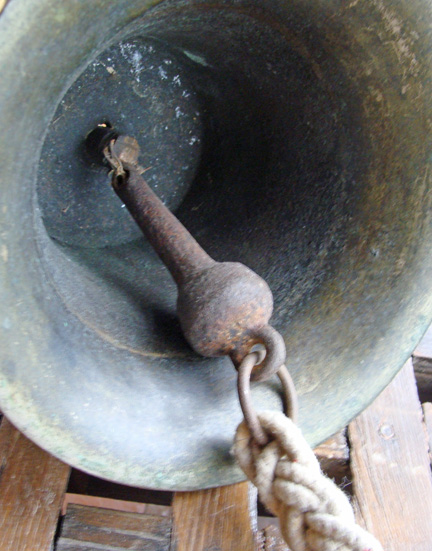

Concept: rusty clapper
[[87, 125, 287, 383]]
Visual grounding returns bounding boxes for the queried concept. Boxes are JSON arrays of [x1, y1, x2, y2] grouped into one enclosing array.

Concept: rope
[[234, 410, 383, 551]]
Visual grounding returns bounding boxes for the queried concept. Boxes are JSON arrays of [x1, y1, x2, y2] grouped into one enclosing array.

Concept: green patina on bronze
[[0, 0, 432, 490]]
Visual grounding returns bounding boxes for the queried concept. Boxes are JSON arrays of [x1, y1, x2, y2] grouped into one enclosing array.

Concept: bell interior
[[37, 4, 363, 363], [1, 0, 432, 490]]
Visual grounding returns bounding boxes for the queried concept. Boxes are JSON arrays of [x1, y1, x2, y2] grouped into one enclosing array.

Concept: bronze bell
[[1, 0, 432, 491]]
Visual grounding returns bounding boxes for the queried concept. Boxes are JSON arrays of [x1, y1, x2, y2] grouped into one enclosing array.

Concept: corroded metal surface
[[103, 134, 280, 371], [1, 0, 432, 490], [237, 351, 298, 447]]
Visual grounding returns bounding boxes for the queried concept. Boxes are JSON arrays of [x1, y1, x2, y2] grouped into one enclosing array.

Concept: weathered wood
[[258, 525, 289, 551], [171, 482, 256, 551], [67, 468, 173, 508], [422, 402, 432, 464], [0, 414, 20, 470], [413, 357, 432, 402], [414, 324, 432, 360], [56, 503, 172, 550], [314, 430, 350, 486], [0, 417, 70, 551], [61, 492, 172, 517], [349, 360, 432, 551], [413, 325, 432, 401]]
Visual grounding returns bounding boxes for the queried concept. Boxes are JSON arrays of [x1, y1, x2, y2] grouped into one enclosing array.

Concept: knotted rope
[[234, 410, 383, 551]]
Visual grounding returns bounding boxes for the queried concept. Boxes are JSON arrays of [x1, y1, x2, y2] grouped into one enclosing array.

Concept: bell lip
[[1, 0, 432, 490], [0, 345, 423, 492]]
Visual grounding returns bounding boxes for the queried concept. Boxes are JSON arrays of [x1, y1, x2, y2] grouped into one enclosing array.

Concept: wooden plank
[[349, 360, 432, 551], [413, 325, 432, 402], [314, 430, 350, 486], [61, 492, 172, 517], [422, 402, 432, 464], [0, 417, 70, 551], [0, 414, 20, 470], [314, 430, 348, 462], [414, 324, 432, 360], [412, 357, 432, 402], [258, 525, 289, 551], [56, 504, 172, 550], [171, 482, 256, 551], [73, 470, 173, 508]]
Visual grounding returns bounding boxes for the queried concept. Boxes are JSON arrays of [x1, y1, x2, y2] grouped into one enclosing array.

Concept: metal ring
[[248, 325, 287, 382], [237, 352, 299, 447]]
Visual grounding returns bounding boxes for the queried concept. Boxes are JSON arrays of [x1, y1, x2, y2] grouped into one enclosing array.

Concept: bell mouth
[[36, 3, 362, 359], [1, 0, 432, 490]]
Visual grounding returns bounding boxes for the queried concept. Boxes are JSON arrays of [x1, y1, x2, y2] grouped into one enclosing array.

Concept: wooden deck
[[1, 326, 432, 550]]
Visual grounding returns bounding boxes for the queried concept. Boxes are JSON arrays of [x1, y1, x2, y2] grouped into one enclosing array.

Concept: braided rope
[[234, 410, 383, 551]]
